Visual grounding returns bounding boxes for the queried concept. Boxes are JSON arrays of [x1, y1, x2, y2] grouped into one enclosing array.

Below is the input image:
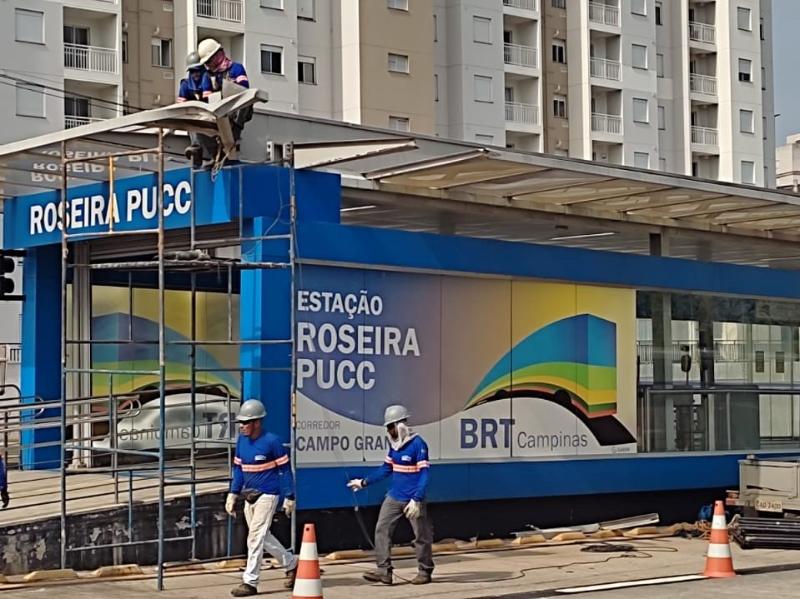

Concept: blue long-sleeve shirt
[[365, 435, 430, 502], [177, 73, 211, 102], [0, 456, 6, 491], [204, 62, 249, 98], [231, 430, 294, 499]]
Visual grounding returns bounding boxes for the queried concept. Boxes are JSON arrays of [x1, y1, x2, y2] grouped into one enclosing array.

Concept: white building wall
[[716, 0, 764, 185]]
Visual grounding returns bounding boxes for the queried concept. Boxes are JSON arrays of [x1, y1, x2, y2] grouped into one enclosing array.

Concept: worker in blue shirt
[[176, 51, 208, 103], [226, 400, 297, 597], [348, 405, 434, 585], [0, 454, 9, 508], [197, 38, 252, 141]]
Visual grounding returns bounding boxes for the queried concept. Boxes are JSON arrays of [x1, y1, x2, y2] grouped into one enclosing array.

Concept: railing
[[65, 116, 104, 129], [503, 0, 538, 11], [691, 126, 718, 146], [2, 344, 21, 364], [196, 0, 244, 23], [505, 102, 539, 125], [689, 73, 717, 96], [63, 44, 117, 74], [589, 2, 620, 26], [689, 21, 716, 44], [504, 43, 538, 68], [590, 57, 621, 81], [591, 112, 622, 134]]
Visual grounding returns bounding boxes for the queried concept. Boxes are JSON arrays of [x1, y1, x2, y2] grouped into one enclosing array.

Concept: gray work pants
[[374, 497, 434, 575]]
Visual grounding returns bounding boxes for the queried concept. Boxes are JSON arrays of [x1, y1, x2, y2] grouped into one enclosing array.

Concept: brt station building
[[4, 94, 800, 571]]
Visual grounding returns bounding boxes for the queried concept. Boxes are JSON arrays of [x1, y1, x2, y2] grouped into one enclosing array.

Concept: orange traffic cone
[[703, 500, 736, 578], [292, 523, 323, 599]]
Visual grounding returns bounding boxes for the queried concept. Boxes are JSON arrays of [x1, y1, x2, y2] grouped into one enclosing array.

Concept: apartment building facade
[[0, 0, 779, 178]]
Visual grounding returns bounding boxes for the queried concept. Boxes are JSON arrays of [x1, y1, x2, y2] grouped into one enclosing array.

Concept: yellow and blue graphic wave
[[466, 314, 633, 446]]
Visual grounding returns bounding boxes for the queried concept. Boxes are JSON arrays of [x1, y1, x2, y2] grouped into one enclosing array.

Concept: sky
[[773, 0, 800, 143]]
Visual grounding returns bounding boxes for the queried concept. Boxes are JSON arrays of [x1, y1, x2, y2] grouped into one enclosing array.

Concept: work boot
[[362, 569, 392, 584], [184, 144, 203, 169], [283, 566, 297, 589], [230, 583, 258, 597], [411, 572, 432, 585]]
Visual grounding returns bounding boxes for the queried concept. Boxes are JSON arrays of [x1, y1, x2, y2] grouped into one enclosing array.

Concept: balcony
[[591, 113, 622, 134], [504, 43, 538, 69], [64, 44, 117, 74], [689, 21, 716, 44], [65, 116, 104, 129], [589, 2, 620, 27], [590, 57, 621, 81], [691, 126, 718, 146], [505, 102, 539, 126], [690, 73, 717, 96], [196, 0, 244, 23], [503, 0, 538, 11]]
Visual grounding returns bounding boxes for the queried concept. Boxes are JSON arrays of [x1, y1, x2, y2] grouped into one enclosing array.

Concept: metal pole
[[111, 375, 118, 504], [59, 139, 68, 570], [189, 271, 198, 561], [287, 146, 298, 552], [156, 128, 167, 591]]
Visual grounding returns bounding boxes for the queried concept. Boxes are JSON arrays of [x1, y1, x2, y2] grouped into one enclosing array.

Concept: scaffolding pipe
[[59, 139, 68, 570], [156, 127, 167, 592], [288, 144, 298, 552]]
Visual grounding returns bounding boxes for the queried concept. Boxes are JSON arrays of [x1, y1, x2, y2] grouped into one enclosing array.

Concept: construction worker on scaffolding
[[347, 404, 434, 585], [226, 399, 297, 597], [0, 453, 8, 509]]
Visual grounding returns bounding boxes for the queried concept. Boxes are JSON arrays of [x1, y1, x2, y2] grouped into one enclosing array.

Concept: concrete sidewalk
[[3, 537, 800, 598]]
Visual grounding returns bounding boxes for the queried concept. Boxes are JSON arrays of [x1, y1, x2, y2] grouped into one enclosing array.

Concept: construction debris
[[733, 517, 800, 549], [512, 513, 660, 540]]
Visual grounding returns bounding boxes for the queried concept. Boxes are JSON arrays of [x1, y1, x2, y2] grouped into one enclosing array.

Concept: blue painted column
[[239, 166, 341, 444], [20, 244, 62, 469]]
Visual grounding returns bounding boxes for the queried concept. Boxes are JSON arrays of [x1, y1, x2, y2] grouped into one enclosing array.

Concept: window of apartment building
[[473, 75, 493, 102], [658, 105, 665, 130], [659, 157, 667, 171], [65, 96, 89, 119], [738, 58, 752, 82], [64, 25, 89, 46], [122, 32, 128, 63], [633, 97, 649, 123], [388, 53, 409, 74], [15, 9, 43, 44], [163, 1, 174, 11], [737, 7, 752, 31], [552, 0, 567, 8], [656, 53, 664, 77], [260, 0, 283, 9], [261, 44, 283, 74], [631, 0, 646, 16], [552, 40, 566, 64], [475, 134, 494, 145], [553, 94, 567, 118], [473, 16, 492, 44], [741, 160, 755, 184], [298, 0, 315, 20], [632, 44, 648, 69], [151, 38, 172, 68], [15, 82, 45, 118], [634, 152, 650, 169], [739, 109, 754, 133], [388, 0, 409, 11], [298, 56, 316, 84], [389, 116, 410, 131], [655, 2, 663, 25]]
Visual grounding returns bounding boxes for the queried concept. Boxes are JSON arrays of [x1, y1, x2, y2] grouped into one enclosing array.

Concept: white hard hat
[[236, 399, 266, 422], [198, 38, 222, 65], [383, 404, 409, 427]]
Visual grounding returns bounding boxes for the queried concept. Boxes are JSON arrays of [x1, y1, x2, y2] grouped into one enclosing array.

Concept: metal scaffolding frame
[[49, 135, 300, 589]]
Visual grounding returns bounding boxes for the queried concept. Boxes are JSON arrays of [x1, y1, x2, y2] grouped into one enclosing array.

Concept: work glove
[[283, 498, 296, 516], [346, 478, 365, 491], [225, 492, 237, 516], [1, 488, 8, 509], [403, 499, 421, 520]]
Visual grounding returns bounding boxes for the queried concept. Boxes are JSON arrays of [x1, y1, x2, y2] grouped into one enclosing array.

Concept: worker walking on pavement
[[0, 454, 8, 509], [347, 404, 434, 585], [226, 399, 297, 597]]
